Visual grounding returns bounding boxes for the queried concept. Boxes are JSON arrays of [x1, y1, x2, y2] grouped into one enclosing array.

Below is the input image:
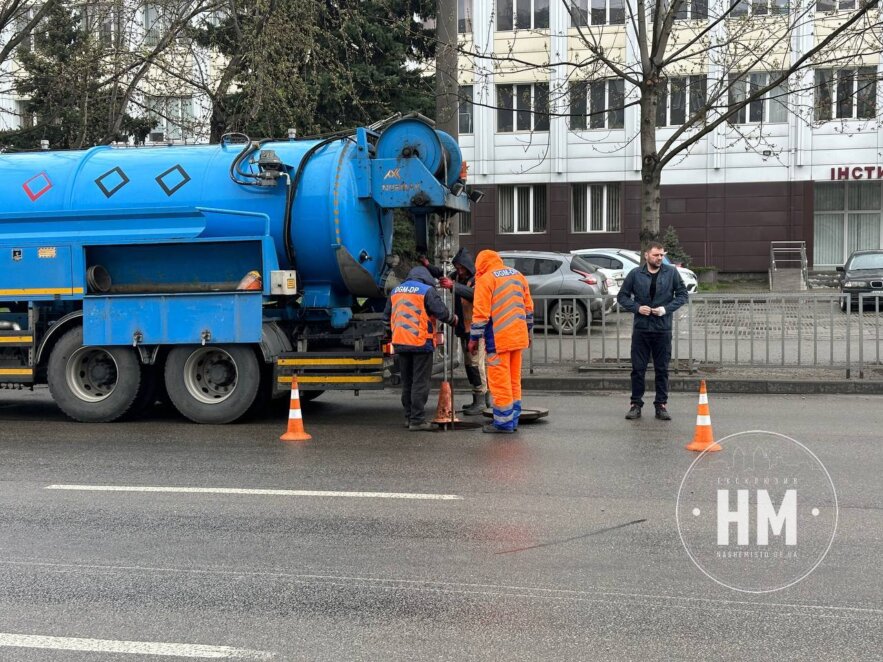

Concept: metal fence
[[527, 292, 883, 379]]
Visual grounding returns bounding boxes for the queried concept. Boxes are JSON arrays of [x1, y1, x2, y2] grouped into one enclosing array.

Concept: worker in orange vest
[[468, 250, 533, 433], [383, 266, 457, 431]]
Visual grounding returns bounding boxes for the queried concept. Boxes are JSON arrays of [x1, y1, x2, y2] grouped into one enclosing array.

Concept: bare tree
[[459, 0, 883, 240]]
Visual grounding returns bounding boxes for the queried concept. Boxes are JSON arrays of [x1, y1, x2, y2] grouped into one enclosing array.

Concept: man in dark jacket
[[383, 266, 457, 431], [616, 242, 688, 421]]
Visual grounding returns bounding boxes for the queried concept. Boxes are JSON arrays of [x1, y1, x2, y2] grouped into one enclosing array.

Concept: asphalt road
[[0, 388, 879, 661]]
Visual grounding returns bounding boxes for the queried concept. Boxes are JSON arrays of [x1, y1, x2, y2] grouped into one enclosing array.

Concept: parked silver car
[[499, 251, 609, 334], [571, 247, 699, 293]]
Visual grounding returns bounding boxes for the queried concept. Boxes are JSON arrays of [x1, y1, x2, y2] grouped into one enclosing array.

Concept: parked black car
[[837, 249, 883, 311]]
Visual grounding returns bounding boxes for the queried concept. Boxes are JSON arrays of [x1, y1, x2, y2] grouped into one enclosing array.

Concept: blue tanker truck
[[0, 115, 470, 423]]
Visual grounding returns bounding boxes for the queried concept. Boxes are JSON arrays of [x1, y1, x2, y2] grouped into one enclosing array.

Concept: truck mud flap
[[274, 352, 385, 395]]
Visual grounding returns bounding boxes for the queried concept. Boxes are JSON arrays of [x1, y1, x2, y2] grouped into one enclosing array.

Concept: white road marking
[[1, 558, 879, 618], [45, 484, 463, 500], [0, 633, 273, 659]]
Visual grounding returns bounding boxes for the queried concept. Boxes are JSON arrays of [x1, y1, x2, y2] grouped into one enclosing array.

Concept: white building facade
[[456, 0, 883, 272], [0, 2, 221, 146]]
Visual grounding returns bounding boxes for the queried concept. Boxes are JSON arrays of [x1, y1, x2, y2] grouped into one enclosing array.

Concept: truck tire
[[164, 345, 262, 424], [299, 390, 324, 403], [47, 326, 142, 423]]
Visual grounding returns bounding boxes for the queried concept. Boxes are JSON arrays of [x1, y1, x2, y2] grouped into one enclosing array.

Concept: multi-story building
[[455, 0, 883, 272], [0, 2, 220, 146]]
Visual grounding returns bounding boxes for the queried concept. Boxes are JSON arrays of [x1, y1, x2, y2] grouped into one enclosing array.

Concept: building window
[[814, 182, 882, 266], [727, 72, 788, 124], [497, 83, 549, 132], [143, 4, 168, 48], [458, 0, 473, 33], [572, 184, 621, 233], [459, 85, 474, 134], [815, 0, 855, 10], [459, 210, 473, 235], [83, 3, 119, 48], [146, 96, 195, 142], [815, 68, 876, 121], [15, 100, 34, 130], [656, 76, 707, 127], [496, 0, 549, 30], [728, 0, 790, 16], [570, 0, 625, 26], [499, 185, 548, 233], [675, 0, 709, 19], [570, 80, 624, 130]]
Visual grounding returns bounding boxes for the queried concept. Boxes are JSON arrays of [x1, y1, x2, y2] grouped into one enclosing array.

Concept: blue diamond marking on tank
[[155, 164, 191, 197], [94, 167, 130, 198]]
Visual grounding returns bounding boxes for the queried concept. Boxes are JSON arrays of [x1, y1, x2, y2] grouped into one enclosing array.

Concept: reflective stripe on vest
[[490, 278, 527, 334], [390, 282, 434, 348]]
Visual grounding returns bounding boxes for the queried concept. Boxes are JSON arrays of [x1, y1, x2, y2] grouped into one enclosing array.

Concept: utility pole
[[435, 0, 460, 264]]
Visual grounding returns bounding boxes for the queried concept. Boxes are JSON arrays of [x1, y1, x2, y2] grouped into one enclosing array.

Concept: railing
[[769, 241, 807, 291], [526, 292, 883, 379]]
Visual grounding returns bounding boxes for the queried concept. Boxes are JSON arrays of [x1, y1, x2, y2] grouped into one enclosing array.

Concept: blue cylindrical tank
[[0, 130, 423, 300]]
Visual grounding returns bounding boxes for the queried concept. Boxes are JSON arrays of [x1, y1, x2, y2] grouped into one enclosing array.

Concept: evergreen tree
[[2, 2, 145, 149], [193, 0, 436, 140], [661, 225, 691, 268]]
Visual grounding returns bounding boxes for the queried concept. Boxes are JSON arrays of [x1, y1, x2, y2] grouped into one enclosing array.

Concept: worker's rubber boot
[[462, 392, 484, 416], [485, 391, 493, 408]]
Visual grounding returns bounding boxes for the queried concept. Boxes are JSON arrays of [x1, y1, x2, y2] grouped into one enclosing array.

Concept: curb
[[440, 375, 883, 395]]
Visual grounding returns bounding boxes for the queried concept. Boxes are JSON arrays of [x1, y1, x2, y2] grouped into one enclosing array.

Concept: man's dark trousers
[[630, 330, 671, 407], [398, 352, 434, 424]]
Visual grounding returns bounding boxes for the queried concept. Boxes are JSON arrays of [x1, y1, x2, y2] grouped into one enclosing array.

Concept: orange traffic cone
[[432, 381, 460, 425], [280, 376, 312, 442], [685, 380, 721, 452], [237, 270, 262, 291]]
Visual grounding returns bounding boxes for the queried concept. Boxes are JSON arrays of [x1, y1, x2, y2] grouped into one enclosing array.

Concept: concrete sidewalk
[[443, 368, 883, 395]]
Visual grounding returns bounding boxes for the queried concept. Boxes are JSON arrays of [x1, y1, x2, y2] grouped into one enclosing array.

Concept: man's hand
[[438, 277, 453, 290], [467, 339, 478, 355], [638, 305, 652, 316], [652, 306, 666, 316], [450, 314, 458, 327]]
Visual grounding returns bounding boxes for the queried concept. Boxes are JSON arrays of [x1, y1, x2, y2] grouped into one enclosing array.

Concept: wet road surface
[[0, 388, 879, 660]]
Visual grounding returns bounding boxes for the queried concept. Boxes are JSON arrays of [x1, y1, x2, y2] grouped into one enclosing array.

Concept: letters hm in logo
[[717, 489, 797, 546], [384, 168, 401, 180]]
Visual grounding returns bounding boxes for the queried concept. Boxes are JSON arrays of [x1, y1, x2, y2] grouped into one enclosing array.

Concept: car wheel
[[164, 345, 262, 424], [550, 300, 587, 334], [47, 326, 142, 422]]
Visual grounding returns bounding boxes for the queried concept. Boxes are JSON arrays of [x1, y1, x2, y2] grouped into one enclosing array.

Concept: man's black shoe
[[655, 404, 671, 421], [625, 404, 642, 420]]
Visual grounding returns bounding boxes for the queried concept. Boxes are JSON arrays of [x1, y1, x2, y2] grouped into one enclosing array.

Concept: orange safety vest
[[390, 281, 435, 350], [471, 252, 534, 353]]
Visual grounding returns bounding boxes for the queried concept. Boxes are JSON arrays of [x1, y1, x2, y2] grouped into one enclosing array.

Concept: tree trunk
[[639, 78, 661, 245]]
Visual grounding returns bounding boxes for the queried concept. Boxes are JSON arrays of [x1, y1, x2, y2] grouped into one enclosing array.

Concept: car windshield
[[618, 250, 641, 265], [848, 253, 883, 270], [570, 255, 597, 273]]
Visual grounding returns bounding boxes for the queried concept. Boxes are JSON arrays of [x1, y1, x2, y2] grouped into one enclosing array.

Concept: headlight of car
[[844, 280, 868, 288], [684, 270, 697, 279]]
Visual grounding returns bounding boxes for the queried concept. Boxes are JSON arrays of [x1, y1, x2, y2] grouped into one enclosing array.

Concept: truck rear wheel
[[164, 345, 261, 424], [47, 327, 142, 422]]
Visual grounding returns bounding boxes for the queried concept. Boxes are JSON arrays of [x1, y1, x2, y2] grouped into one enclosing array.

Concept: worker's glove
[[438, 277, 454, 290], [418, 255, 430, 268], [450, 314, 458, 327], [467, 339, 478, 355]]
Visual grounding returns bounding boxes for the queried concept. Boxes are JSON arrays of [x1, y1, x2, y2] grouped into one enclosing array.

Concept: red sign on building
[[830, 166, 883, 181]]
